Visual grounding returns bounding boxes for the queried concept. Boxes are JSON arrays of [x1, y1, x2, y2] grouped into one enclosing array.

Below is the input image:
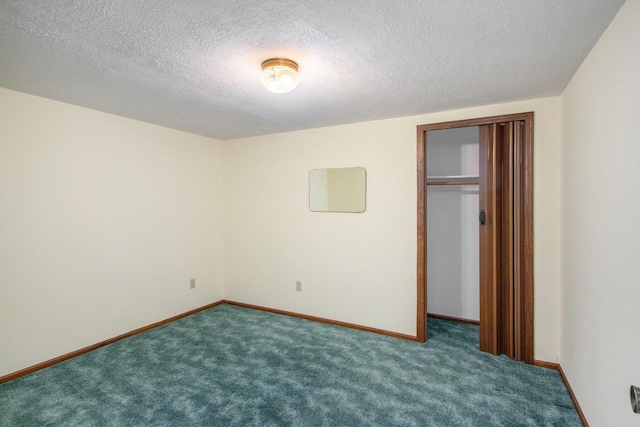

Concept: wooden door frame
[[416, 112, 534, 363]]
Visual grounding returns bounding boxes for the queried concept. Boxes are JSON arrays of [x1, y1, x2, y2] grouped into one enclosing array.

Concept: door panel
[[500, 122, 515, 358], [479, 122, 517, 358], [479, 124, 499, 355], [479, 121, 526, 359]]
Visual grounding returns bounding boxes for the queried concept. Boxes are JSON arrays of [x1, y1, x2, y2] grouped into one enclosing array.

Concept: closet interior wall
[[426, 126, 480, 322]]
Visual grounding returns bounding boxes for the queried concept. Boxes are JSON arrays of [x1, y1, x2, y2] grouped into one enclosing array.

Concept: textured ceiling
[[0, 1, 625, 140]]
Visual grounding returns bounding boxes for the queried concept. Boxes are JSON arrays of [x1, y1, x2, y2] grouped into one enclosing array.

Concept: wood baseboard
[[557, 364, 590, 427], [2, 300, 588, 427], [427, 312, 480, 326], [532, 360, 559, 370], [1, 300, 416, 385], [223, 300, 418, 341], [0, 300, 225, 385], [533, 360, 589, 427]]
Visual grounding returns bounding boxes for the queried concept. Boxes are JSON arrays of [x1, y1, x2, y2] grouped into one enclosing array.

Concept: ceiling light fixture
[[260, 58, 299, 93]]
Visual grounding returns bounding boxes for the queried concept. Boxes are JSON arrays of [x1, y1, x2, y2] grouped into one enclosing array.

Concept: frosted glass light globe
[[260, 58, 299, 93]]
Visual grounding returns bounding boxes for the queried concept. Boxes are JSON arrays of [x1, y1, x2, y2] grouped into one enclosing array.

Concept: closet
[[416, 113, 534, 364], [426, 127, 480, 324]]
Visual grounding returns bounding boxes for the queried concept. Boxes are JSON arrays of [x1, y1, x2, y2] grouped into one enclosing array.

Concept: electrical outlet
[[296, 281, 302, 292], [190, 278, 196, 289]]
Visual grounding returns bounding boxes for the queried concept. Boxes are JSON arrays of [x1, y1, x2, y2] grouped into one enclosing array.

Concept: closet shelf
[[426, 175, 479, 186]]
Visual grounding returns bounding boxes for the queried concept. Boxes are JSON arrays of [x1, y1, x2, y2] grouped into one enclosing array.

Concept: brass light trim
[[261, 58, 298, 72]]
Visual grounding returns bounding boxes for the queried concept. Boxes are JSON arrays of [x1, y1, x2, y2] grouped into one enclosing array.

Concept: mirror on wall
[[309, 167, 366, 213]]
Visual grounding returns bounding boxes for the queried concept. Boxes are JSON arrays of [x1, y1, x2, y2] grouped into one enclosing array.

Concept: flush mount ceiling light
[[260, 58, 299, 93]]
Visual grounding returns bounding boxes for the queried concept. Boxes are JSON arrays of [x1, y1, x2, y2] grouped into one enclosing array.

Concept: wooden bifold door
[[417, 113, 534, 364]]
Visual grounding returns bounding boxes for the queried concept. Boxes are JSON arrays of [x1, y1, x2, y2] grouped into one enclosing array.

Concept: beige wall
[[0, 91, 563, 378], [224, 96, 562, 362], [0, 88, 225, 377], [561, 1, 640, 425]]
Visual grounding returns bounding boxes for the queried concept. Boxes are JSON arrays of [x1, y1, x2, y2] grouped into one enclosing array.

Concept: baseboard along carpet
[[0, 304, 581, 426]]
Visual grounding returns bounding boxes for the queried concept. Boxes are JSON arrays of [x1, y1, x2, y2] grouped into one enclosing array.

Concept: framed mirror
[[309, 167, 366, 213]]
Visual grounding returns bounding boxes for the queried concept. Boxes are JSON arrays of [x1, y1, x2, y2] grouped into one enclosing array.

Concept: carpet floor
[[0, 304, 581, 426]]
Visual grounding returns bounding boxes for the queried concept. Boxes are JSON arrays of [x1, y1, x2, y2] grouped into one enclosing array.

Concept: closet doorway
[[416, 112, 534, 364]]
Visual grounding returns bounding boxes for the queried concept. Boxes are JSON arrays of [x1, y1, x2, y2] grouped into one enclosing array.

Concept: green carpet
[[0, 304, 580, 426]]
